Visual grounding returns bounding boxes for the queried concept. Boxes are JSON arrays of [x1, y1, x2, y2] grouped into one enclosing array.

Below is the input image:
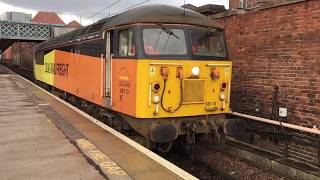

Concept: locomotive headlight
[[191, 66, 200, 76], [220, 91, 226, 101], [152, 94, 160, 104]]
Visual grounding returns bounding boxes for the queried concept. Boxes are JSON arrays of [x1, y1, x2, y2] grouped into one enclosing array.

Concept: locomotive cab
[[110, 24, 231, 149]]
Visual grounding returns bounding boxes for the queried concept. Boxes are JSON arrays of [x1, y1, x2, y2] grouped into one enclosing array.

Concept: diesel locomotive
[[34, 5, 232, 151]]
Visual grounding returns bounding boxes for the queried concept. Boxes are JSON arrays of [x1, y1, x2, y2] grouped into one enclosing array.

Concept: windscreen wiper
[[158, 23, 180, 39]]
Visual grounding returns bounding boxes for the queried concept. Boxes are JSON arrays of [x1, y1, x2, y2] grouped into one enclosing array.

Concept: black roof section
[[37, 4, 221, 51]]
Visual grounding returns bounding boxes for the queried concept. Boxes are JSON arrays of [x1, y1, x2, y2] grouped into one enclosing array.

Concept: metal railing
[[0, 20, 60, 41]]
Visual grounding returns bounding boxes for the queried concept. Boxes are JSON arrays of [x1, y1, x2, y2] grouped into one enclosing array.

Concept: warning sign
[[225, 67, 230, 76], [76, 139, 132, 180], [149, 67, 156, 77]]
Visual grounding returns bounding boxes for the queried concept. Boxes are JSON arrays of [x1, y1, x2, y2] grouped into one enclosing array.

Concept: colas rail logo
[[45, 62, 69, 77]]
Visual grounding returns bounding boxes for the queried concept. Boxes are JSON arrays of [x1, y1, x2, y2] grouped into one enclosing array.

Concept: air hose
[[160, 79, 183, 113]]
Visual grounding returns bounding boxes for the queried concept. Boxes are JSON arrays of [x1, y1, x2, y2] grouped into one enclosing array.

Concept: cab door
[[104, 31, 112, 106]]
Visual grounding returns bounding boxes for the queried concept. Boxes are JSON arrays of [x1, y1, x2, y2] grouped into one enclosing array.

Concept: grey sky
[[0, 0, 228, 25]]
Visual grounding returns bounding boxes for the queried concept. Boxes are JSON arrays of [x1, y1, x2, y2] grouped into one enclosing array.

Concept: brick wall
[[2, 47, 13, 60], [215, 0, 320, 127], [229, 0, 237, 9], [19, 42, 38, 72], [215, 0, 320, 168], [253, 126, 320, 167], [1, 42, 38, 71]]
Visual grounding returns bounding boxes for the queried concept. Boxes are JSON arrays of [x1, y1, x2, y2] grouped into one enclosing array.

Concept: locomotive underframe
[[41, 81, 226, 150], [121, 113, 226, 144]]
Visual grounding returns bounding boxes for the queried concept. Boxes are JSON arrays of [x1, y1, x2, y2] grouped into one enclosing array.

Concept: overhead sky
[[0, 0, 228, 25]]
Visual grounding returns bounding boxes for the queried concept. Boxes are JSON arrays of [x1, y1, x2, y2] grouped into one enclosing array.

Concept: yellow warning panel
[[149, 66, 156, 77]]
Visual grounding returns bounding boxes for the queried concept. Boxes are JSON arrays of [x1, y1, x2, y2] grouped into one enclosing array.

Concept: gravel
[[164, 144, 283, 180]]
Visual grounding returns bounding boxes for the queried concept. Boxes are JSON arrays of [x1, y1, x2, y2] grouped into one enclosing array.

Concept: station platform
[[0, 65, 196, 180], [0, 67, 103, 179]]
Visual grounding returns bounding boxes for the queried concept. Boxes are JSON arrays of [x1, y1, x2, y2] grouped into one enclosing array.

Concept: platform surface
[[0, 67, 104, 179], [0, 65, 192, 180]]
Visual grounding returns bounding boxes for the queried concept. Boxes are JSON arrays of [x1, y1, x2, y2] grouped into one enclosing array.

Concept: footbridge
[[0, 20, 63, 52]]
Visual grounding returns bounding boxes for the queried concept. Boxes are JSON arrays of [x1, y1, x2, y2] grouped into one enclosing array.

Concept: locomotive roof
[[37, 4, 221, 51], [101, 4, 221, 29]]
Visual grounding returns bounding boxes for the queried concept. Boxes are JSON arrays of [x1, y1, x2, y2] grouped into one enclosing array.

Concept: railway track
[[162, 121, 320, 180], [163, 139, 283, 180], [164, 144, 236, 180]]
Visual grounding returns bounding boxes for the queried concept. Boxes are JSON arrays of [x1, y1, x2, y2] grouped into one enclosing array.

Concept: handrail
[[230, 111, 320, 135], [150, 62, 183, 66]]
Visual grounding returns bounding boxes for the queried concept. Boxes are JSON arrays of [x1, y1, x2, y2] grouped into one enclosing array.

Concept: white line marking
[[18, 75, 199, 180]]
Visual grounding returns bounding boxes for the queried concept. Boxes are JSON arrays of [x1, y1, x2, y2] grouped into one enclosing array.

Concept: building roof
[[66, 20, 82, 27], [32, 11, 65, 25]]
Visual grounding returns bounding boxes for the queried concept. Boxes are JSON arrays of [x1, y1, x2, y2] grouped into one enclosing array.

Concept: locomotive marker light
[[220, 82, 227, 110], [152, 94, 161, 104], [191, 66, 200, 76], [152, 82, 161, 92], [220, 91, 226, 110], [219, 91, 226, 101], [152, 94, 161, 115], [221, 82, 227, 90]]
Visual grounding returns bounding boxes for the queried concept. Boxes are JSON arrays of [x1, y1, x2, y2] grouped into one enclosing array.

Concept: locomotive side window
[[55, 38, 105, 58], [78, 39, 106, 57], [58, 45, 73, 54], [143, 28, 187, 55], [191, 30, 226, 58], [118, 29, 135, 57]]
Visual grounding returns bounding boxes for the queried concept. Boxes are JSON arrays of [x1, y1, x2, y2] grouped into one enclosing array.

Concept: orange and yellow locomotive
[[34, 5, 232, 151]]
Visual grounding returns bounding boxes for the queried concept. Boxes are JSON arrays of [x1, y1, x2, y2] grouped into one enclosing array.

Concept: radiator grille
[[183, 79, 205, 104]]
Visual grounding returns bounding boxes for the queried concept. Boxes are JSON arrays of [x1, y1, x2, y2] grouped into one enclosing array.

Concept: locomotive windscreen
[[191, 30, 226, 58], [143, 28, 187, 55]]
